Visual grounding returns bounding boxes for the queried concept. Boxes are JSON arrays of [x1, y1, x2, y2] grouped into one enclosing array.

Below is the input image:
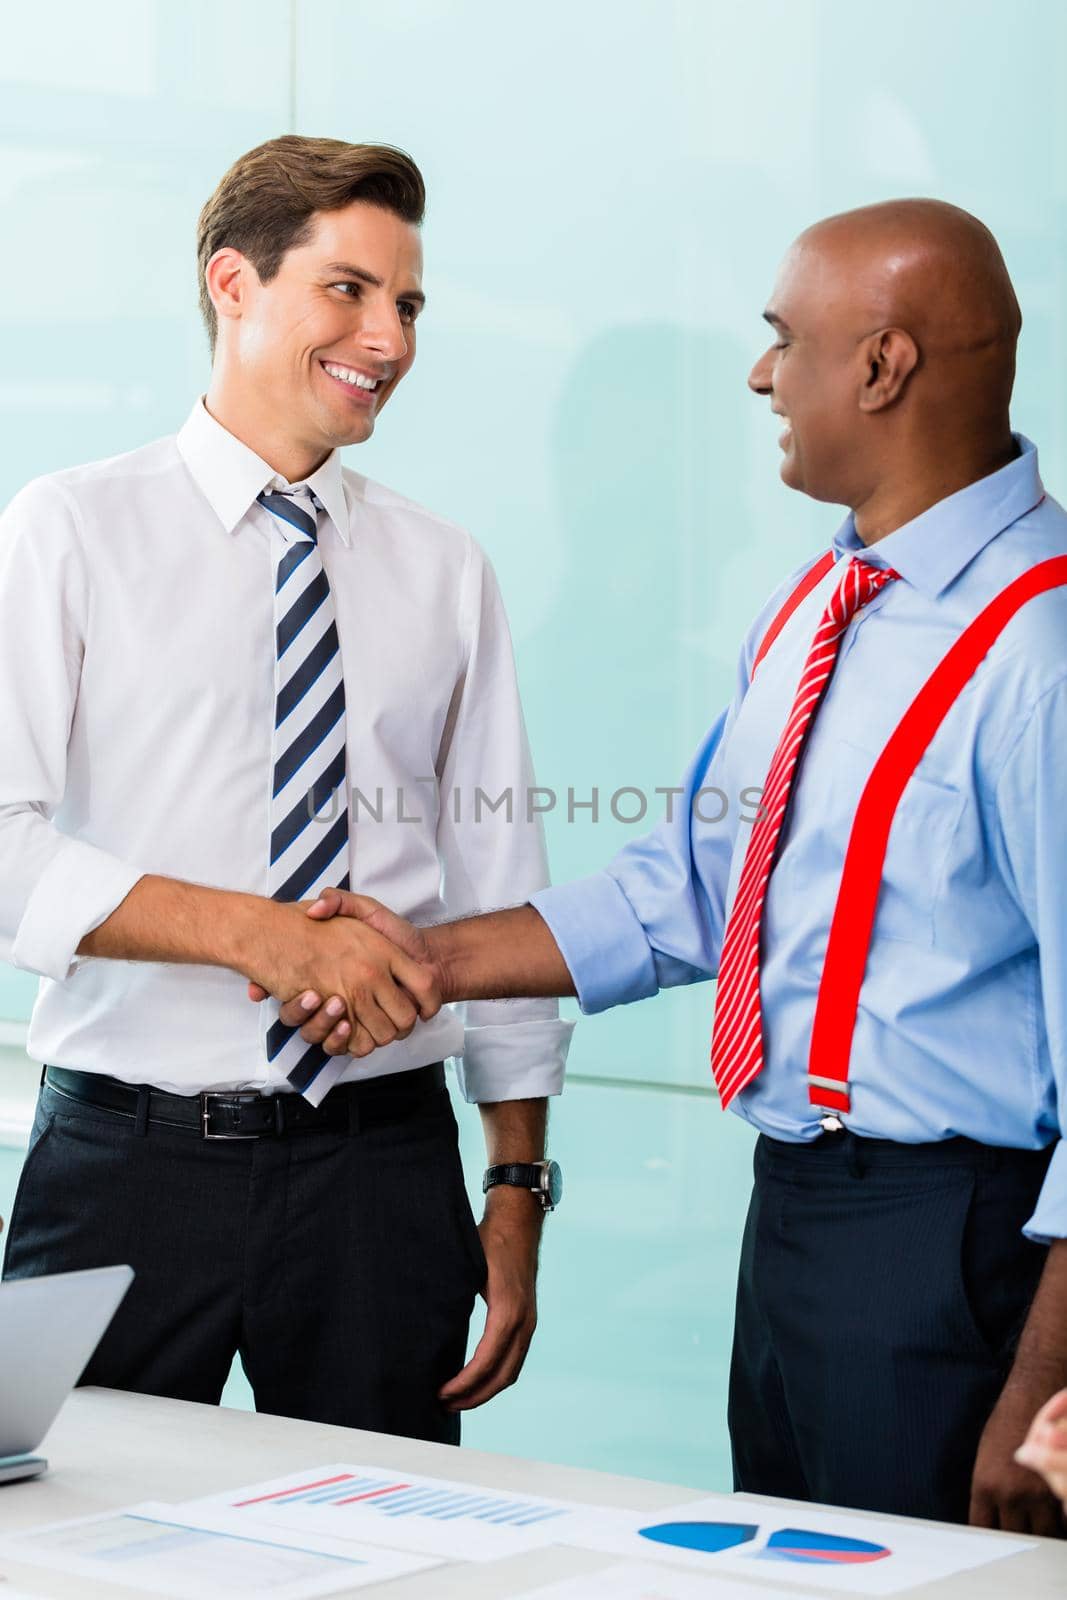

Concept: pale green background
[[1, 0, 1065, 1490]]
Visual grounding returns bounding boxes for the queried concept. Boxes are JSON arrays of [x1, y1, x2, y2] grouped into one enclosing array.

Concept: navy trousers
[[2, 1073, 487, 1444], [729, 1130, 1053, 1523]]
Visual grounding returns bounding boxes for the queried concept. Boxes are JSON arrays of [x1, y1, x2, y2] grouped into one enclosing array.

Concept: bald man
[[255, 201, 1067, 1534]]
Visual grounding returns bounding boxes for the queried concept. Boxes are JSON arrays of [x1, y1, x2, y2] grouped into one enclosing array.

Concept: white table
[[0, 1388, 1061, 1598]]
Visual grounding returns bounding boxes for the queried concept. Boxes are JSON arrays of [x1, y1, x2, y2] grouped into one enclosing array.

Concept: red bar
[[334, 1483, 411, 1505], [234, 1472, 355, 1506]]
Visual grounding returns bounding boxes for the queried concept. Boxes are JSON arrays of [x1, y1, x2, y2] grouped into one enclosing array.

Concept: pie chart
[[759, 1527, 892, 1565], [638, 1521, 758, 1554]]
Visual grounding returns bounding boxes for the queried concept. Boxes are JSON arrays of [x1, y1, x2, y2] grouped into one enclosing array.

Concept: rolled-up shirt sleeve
[[0, 477, 143, 982], [993, 675, 1067, 1242], [435, 537, 574, 1103]]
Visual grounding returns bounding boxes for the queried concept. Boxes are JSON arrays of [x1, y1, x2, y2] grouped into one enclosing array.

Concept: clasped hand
[[246, 888, 434, 1055]]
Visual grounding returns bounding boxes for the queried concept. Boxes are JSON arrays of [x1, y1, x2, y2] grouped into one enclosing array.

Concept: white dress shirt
[[0, 398, 572, 1099]]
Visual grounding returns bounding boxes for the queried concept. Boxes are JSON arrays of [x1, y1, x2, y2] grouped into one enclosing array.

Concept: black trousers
[[2, 1072, 487, 1444], [729, 1130, 1053, 1523]]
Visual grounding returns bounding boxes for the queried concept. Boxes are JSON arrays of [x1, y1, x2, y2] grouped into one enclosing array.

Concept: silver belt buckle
[[201, 1091, 265, 1140]]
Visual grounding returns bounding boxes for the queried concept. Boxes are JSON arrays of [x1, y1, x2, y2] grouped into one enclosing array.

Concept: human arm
[[970, 676, 1067, 1533], [0, 477, 146, 982], [439, 1095, 549, 1412], [970, 1241, 1067, 1534], [79, 874, 439, 1044]]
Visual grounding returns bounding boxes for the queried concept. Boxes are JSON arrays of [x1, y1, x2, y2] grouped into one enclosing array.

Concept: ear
[[204, 246, 248, 334], [857, 327, 919, 413]]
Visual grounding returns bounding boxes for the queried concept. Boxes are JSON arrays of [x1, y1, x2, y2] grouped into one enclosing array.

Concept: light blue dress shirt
[[533, 438, 1067, 1241]]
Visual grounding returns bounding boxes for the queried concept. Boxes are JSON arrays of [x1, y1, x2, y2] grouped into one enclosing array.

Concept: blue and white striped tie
[[258, 484, 351, 1106]]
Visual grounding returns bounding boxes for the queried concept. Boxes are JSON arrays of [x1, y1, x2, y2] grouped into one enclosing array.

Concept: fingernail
[[336, 1021, 350, 1036], [301, 992, 319, 1010], [325, 997, 344, 1017]]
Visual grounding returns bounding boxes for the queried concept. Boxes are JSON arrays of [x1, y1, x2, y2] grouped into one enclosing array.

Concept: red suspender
[[751, 550, 836, 679], [807, 554, 1067, 1114]]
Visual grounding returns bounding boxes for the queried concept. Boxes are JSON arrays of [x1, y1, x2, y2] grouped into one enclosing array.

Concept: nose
[[748, 348, 774, 396], [360, 295, 410, 365]]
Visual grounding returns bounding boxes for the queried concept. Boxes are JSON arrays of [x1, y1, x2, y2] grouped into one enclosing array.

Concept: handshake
[[245, 887, 445, 1058]]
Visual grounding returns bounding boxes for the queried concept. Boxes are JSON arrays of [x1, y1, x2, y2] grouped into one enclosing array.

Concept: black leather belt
[[43, 1062, 445, 1140]]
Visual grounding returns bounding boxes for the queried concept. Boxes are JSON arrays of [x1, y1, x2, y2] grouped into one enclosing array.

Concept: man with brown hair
[[0, 136, 570, 1441]]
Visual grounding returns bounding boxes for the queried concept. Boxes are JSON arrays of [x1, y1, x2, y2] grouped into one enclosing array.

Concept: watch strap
[[483, 1162, 543, 1193]]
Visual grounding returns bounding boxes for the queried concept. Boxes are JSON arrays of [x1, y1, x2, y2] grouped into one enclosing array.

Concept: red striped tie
[[711, 557, 900, 1109]]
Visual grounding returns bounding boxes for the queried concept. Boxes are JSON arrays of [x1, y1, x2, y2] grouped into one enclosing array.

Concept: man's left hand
[[438, 1190, 541, 1412], [970, 1376, 1067, 1535]]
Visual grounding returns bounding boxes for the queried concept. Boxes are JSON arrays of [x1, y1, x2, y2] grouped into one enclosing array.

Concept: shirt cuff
[[11, 840, 144, 982], [1024, 1139, 1067, 1242], [453, 1017, 575, 1103], [530, 872, 659, 1015]]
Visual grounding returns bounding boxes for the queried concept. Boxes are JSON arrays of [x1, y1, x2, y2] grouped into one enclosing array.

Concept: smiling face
[[206, 200, 424, 476], [746, 238, 873, 506]]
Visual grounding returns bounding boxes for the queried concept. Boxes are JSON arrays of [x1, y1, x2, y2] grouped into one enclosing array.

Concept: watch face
[[542, 1159, 563, 1209]]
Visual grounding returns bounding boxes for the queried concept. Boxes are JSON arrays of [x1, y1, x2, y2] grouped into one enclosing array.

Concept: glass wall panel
[[0, 0, 291, 1015]]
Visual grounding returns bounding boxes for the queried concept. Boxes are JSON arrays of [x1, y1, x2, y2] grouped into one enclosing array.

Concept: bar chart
[[235, 1469, 571, 1528], [192, 1463, 590, 1562]]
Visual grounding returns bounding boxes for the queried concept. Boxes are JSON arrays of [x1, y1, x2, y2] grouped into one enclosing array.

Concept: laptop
[[0, 1263, 134, 1483]]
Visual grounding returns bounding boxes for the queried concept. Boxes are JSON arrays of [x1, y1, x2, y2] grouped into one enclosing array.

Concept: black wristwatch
[[482, 1159, 563, 1213]]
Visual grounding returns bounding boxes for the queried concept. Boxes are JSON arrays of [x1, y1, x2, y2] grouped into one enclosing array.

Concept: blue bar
[[472, 1501, 516, 1521], [486, 1504, 537, 1523], [422, 1492, 480, 1518], [382, 1489, 445, 1515], [435, 1497, 501, 1521]]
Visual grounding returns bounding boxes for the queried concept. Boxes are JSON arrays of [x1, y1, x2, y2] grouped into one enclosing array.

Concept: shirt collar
[[831, 435, 1044, 598], [175, 397, 352, 547]]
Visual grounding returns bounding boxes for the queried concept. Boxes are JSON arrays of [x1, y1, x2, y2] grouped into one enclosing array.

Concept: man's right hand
[[245, 897, 441, 1056]]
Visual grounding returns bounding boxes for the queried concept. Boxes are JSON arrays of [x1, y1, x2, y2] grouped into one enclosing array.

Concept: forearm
[[77, 872, 287, 978], [479, 1096, 548, 1236], [479, 1096, 548, 1167], [1008, 1238, 1067, 1393], [428, 905, 575, 1004], [970, 1238, 1067, 1531]]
